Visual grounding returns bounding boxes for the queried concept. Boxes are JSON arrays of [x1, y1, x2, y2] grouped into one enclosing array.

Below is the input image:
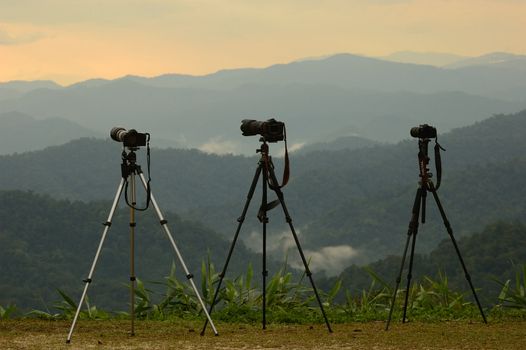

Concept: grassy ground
[[0, 319, 525, 349]]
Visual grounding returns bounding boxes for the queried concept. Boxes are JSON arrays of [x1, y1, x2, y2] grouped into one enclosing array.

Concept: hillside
[[331, 221, 526, 304], [0, 190, 257, 311], [0, 111, 102, 154]]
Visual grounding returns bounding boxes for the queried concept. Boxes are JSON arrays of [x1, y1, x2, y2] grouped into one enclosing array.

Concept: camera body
[[240, 118, 285, 142], [110, 127, 147, 148], [410, 124, 437, 139]]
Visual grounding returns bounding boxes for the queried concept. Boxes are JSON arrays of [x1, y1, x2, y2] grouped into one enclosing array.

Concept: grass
[[1, 319, 525, 349]]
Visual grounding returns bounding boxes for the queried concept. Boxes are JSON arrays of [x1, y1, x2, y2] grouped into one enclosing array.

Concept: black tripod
[[201, 139, 332, 335], [385, 137, 487, 330], [66, 146, 218, 343]]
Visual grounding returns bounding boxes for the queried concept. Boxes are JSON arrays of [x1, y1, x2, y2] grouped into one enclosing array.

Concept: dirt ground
[[0, 319, 525, 349]]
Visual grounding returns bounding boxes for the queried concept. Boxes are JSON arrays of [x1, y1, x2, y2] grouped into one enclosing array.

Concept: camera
[[110, 127, 147, 148], [410, 124, 437, 139], [240, 118, 285, 142]]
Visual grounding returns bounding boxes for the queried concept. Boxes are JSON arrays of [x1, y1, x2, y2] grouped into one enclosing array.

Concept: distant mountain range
[[0, 52, 525, 155], [380, 51, 468, 67], [0, 111, 101, 154], [381, 51, 526, 70]]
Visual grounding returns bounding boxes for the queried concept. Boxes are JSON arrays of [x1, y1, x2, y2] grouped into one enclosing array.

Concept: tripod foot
[[66, 340, 71, 344]]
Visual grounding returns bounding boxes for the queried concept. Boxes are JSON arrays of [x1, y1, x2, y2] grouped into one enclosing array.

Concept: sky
[[0, 0, 524, 85]]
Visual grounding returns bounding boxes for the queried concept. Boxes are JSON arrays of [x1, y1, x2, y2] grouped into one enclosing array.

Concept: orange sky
[[0, 0, 524, 85]]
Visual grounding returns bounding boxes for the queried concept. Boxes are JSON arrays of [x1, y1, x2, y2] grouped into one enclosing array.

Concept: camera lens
[[410, 127, 420, 138], [110, 127, 127, 142]]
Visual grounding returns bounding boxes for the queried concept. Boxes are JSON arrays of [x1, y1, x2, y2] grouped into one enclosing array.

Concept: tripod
[[201, 140, 332, 335], [66, 146, 218, 343], [385, 137, 487, 330]]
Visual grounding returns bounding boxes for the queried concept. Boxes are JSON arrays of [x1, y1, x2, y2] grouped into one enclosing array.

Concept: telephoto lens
[[110, 127, 127, 142], [110, 127, 147, 148]]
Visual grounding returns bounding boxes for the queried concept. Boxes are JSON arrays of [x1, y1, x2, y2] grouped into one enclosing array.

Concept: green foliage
[[29, 289, 110, 320], [27, 262, 510, 325], [496, 265, 526, 310], [0, 304, 17, 319], [340, 274, 391, 321]]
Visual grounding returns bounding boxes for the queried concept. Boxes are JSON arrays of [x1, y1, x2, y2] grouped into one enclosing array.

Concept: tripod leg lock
[[186, 273, 194, 280], [129, 222, 136, 227], [306, 270, 312, 277], [83, 278, 92, 283], [237, 216, 245, 223], [160, 219, 168, 225], [285, 216, 292, 224], [262, 270, 268, 277], [103, 221, 112, 227], [130, 276, 136, 281]]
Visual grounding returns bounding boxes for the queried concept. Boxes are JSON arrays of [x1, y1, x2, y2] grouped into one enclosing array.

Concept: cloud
[[244, 230, 296, 254], [244, 229, 360, 276], [288, 142, 305, 153], [299, 245, 360, 276], [198, 136, 240, 155], [0, 27, 44, 45]]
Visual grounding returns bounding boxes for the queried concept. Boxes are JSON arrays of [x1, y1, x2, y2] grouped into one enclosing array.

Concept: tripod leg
[[386, 187, 423, 330], [201, 164, 262, 335], [402, 225, 419, 323], [402, 187, 425, 323], [261, 165, 269, 330], [129, 173, 136, 336], [267, 169, 333, 333], [428, 184, 487, 324], [421, 186, 427, 224], [66, 178, 126, 343], [137, 173, 219, 335]]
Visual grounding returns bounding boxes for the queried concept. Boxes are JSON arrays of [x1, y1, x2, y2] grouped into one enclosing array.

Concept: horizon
[[1, 1, 525, 85]]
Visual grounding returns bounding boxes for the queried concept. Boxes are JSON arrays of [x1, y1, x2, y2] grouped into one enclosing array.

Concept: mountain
[[381, 51, 467, 67], [0, 111, 102, 154], [0, 78, 521, 150], [445, 52, 526, 70], [1, 111, 526, 274], [0, 190, 257, 311], [0, 80, 62, 93], [121, 53, 526, 97], [0, 53, 525, 154]]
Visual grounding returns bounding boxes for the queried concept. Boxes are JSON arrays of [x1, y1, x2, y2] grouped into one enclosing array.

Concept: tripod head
[[413, 127, 445, 191], [417, 138, 432, 188], [118, 137, 152, 212], [255, 137, 290, 190]]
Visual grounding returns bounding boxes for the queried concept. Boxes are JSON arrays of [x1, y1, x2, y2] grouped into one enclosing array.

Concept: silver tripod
[[66, 147, 218, 343]]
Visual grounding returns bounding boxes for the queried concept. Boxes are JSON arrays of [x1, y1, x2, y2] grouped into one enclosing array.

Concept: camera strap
[[267, 126, 290, 190], [434, 138, 445, 190], [124, 134, 152, 211]]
